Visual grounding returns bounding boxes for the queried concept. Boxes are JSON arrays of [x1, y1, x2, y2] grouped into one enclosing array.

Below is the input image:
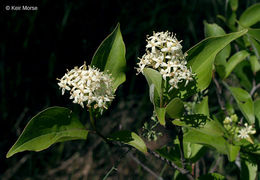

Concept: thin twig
[[148, 149, 194, 180], [209, 156, 222, 173], [212, 73, 227, 115], [103, 166, 117, 180], [250, 82, 260, 97], [201, 158, 206, 175], [103, 147, 131, 179], [2, 154, 31, 180], [128, 153, 163, 180]]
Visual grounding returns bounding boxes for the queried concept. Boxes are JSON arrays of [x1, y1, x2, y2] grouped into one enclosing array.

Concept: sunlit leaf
[[233, 61, 252, 90], [155, 107, 166, 126], [194, 96, 209, 116], [183, 142, 205, 162], [7, 107, 88, 158], [108, 131, 147, 153], [239, 3, 260, 27], [143, 68, 162, 106], [91, 23, 126, 91], [186, 30, 247, 90]]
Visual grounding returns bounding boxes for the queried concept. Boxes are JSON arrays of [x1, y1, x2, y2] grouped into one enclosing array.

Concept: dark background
[[1, 0, 259, 179]]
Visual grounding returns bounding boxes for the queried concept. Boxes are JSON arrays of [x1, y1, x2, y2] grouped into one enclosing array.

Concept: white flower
[[136, 31, 194, 91], [238, 123, 256, 139], [57, 62, 114, 110], [238, 128, 249, 139]]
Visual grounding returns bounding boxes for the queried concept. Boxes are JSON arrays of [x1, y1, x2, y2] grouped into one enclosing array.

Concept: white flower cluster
[[238, 123, 256, 139], [137, 31, 193, 91], [57, 62, 114, 109], [223, 114, 256, 140]]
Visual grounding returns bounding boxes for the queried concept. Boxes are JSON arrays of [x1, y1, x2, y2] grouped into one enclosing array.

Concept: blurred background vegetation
[[1, 0, 260, 179]]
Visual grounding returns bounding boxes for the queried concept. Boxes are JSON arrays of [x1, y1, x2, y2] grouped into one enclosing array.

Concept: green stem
[[88, 107, 113, 146], [88, 107, 96, 130]]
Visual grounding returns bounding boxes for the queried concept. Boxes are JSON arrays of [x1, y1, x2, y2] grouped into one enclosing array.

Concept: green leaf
[[91, 23, 126, 91], [227, 86, 255, 123], [204, 21, 226, 37], [248, 28, 260, 42], [194, 96, 209, 116], [155, 107, 166, 126], [248, 36, 260, 60], [108, 131, 147, 153], [233, 61, 252, 90], [183, 128, 228, 154], [254, 99, 260, 128], [198, 173, 225, 180], [239, 3, 260, 27], [227, 12, 237, 31], [203, 21, 231, 66], [173, 119, 224, 137], [249, 55, 260, 74], [227, 144, 240, 162], [143, 68, 162, 106], [6, 107, 88, 158], [224, 50, 250, 79], [165, 98, 184, 119], [187, 30, 247, 90], [183, 142, 205, 161], [230, 0, 238, 11], [241, 160, 258, 180], [174, 119, 239, 160]]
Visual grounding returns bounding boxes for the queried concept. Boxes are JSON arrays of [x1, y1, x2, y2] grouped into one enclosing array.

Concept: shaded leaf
[[254, 99, 260, 129], [249, 55, 260, 74], [233, 61, 252, 90], [241, 160, 258, 180], [165, 98, 184, 119], [248, 36, 260, 60], [227, 86, 255, 123], [91, 23, 126, 91], [108, 131, 147, 153], [248, 28, 260, 42], [7, 107, 88, 158], [156, 146, 182, 167], [143, 68, 162, 106], [187, 30, 247, 90]]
